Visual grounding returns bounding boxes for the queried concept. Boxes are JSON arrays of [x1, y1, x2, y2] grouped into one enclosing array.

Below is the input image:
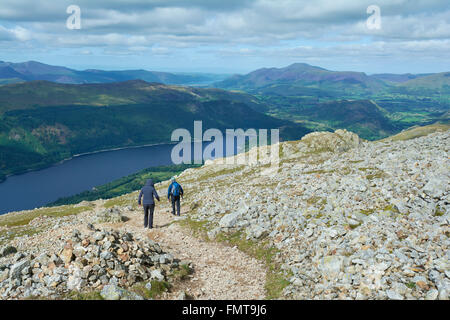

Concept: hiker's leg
[[176, 196, 181, 216], [171, 196, 176, 215], [143, 205, 149, 228], [149, 204, 155, 228]]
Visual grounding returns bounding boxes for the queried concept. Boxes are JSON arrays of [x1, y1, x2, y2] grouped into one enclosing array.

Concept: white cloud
[[0, 25, 31, 41], [0, 0, 448, 72]]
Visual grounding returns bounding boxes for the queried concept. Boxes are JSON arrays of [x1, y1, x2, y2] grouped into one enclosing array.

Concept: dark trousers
[[144, 204, 155, 228], [171, 195, 181, 216]]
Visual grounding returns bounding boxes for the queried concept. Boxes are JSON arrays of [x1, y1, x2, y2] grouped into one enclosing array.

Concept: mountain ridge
[[215, 62, 388, 93], [0, 60, 228, 86]]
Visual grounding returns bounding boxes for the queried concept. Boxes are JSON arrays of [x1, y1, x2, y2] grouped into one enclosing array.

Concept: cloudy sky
[[0, 0, 449, 74]]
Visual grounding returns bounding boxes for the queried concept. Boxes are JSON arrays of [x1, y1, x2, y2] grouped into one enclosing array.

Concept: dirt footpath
[[117, 201, 266, 300]]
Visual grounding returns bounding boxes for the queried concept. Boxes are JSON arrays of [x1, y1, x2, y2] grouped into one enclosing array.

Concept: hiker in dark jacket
[[167, 177, 183, 216], [138, 179, 160, 229]]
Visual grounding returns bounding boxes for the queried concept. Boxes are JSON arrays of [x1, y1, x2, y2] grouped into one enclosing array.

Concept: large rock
[[10, 260, 31, 280], [219, 212, 241, 228], [67, 267, 86, 291], [300, 129, 362, 154], [0, 269, 9, 282], [60, 246, 74, 264], [34, 253, 50, 266], [150, 269, 165, 281], [0, 246, 17, 258], [246, 225, 269, 239], [95, 207, 123, 223], [425, 289, 439, 300], [318, 256, 345, 279], [423, 176, 448, 199], [386, 290, 404, 300]]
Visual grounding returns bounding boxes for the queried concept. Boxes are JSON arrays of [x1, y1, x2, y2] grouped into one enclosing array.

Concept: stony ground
[[0, 128, 449, 300]]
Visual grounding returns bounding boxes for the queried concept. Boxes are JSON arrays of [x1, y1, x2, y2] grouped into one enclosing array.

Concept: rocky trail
[[114, 202, 266, 300]]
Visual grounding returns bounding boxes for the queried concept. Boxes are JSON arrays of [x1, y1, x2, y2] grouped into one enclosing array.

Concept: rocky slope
[[164, 128, 449, 300], [0, 128, 448, 300]]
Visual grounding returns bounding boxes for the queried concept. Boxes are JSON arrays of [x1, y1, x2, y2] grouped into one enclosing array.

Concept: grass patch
[[172, 263, 194, 281], [303, 169, 328, 175], [382, 204, 400, 214], [0, 226, 43, 246], [358, 167, 387, 180], [306, 196, 327, 207], [131, 280, 171, 299], [360, 208, 375, 216], [406, 282, 416, 289], [348, 222, 361, 230], [385, 123, 449, 142], [104, 197, 132, 209], [0, 205, 92, 227], [366, 171, 386, 180], [177, 216, 210, 240], [65, 290, 104, 300]]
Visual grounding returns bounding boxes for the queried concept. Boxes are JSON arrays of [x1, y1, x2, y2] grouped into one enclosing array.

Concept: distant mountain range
[[370, 73, 432, 83], [215, 63, 387, 92], [213, 62, 450, 97], [0, 60, 228, 86], [0, 79, 265, 112], [2, 60, 448, 97]]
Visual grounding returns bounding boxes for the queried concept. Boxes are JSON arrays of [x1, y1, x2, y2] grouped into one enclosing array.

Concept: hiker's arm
[[138, 189, 143, 205], [167, 183, 172, 199], [180, 185, 184, 198], [154, 189, 160, 202]]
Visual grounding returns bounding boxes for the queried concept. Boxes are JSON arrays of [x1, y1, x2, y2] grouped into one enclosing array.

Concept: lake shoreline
[[0, 141, 176, 184]]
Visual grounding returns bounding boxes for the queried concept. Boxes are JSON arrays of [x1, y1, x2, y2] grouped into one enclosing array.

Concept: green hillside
[[381, 122, 450, 142], [0, 80, 267, 113], [296, 100, 399, 140], [398, 72, 450, 91], [260, 99, 400, 140]]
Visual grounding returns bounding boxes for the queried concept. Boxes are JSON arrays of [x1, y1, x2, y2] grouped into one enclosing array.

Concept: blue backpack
[[171, 182, 181, 197]]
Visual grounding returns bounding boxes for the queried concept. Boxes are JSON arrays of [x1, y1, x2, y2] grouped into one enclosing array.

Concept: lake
[[0, 140, 242, 214]]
